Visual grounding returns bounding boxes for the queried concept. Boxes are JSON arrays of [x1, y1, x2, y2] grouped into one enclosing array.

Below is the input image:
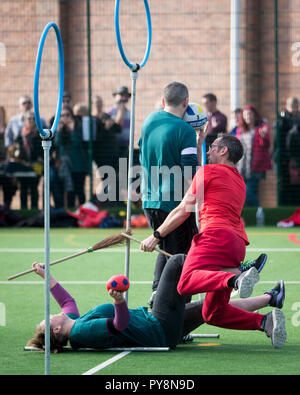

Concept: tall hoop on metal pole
[[114, 0, 152, 303], [33, 21, 64, 375]]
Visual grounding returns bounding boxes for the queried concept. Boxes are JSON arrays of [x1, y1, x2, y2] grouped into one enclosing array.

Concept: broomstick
[[7, 230, 133, 281], [121, 232, 173, 257]]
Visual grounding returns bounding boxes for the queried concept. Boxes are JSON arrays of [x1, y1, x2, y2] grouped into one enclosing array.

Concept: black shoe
[[181, 334, 194, 344], [265, 280, 285, 309], [240, 254, 267, 273]]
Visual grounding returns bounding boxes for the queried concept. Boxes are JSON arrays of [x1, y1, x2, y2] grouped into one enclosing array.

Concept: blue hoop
[[115, 0, 152, 70], [34, 22, 64, 138], [201, 142, 206, 166]]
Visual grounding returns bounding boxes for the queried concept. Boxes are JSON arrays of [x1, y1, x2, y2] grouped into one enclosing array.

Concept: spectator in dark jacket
[[55, 106, 88, 208], [286, 122, 300, 204], [0, 105, 17, 208], [276, 97, 300, 205], [201, 93, 227, 150], [18, 110, 44, 208]]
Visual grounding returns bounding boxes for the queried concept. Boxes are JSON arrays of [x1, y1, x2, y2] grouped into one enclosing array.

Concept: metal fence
[[1, 0, 300, 212]]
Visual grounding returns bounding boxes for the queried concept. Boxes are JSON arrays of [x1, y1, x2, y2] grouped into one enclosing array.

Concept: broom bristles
[[91, 229, 132, 251]]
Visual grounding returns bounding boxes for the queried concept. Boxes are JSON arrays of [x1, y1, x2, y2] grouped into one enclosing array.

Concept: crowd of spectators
[[201, 95, 300, 207], [0, 89, 299, 210], [276, 97, 300, 205], [0, 86, 130, 210]]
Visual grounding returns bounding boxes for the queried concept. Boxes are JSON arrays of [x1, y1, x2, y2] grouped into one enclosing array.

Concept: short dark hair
[[163, 82, 189, 106], [217, 134, 244, 164], [63, 91, 71, 98], [234, 108, 242, 115], [203, 93, 217, 103]]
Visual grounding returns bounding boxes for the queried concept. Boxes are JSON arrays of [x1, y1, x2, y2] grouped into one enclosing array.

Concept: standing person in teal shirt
[[55, 106, 88, 208], [138, 82, 201, 306]]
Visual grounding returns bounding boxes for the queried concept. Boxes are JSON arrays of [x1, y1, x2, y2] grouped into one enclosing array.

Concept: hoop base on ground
[[191, 334, 220, 339], [24, 346, 170, 352]]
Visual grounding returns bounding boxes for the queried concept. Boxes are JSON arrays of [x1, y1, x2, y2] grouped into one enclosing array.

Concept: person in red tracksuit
[[140, 133, 286, 348]]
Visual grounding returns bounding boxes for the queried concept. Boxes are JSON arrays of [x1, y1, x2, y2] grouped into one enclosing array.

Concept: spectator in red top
[[235, 105, 272, 207], [201, 93, 227, 150]]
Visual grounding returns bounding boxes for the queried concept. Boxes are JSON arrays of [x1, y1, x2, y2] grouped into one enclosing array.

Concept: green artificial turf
[[0, 227, 299, 375]]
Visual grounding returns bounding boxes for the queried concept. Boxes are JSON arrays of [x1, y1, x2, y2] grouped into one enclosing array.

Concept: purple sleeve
[[106, 301, 130, 334], [50, 283, 80, 317], [113, 301, 130, 331]]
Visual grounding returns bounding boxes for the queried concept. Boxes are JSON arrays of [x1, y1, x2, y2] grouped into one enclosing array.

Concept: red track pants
[[177, 228, 264, 331]]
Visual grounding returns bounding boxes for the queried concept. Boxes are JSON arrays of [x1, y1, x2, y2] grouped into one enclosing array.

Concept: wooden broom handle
[[121, 233, 173, 257], [8, 232, 172, 281], [7, 249, 90, 281]]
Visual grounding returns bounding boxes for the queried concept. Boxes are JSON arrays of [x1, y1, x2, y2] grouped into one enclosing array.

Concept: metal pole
[[114, 1, 151, 301], [274, 0, 280, 206], [42, 139, 52, 375], [86, 0, 93, 200], [124, 69, 138, 303], [33, 22, 64, 375], [230, 0, 240, 111]]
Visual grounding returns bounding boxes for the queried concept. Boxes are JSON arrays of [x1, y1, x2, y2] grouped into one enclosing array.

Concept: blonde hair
[[27, 325, 68, 354]]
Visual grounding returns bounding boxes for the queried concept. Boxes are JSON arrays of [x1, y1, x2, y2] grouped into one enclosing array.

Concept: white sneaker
[[263, 308, 287, 348], [235, 267, 260, 298], [148, 291, 157, 309]]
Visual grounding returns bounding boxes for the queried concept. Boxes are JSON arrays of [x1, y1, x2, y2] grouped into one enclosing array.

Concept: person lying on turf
[[27, 254, 285, 353]]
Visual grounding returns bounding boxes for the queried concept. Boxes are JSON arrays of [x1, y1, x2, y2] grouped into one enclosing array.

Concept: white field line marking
[[0, 248, 141, 253], [2, 239, 296, 374], [0, 280, 152, 285], [82, 351, 131, 375], [1, 280, 300, 285], [3, 276, 298, 374], [1, 248, 300, 253]]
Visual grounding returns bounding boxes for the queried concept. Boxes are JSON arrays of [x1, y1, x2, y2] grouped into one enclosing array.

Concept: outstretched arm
[[32, 262, 58, 289], [108, 289, 130, 332], [32, 262, 80, 317], [140, 190, 196, 252]]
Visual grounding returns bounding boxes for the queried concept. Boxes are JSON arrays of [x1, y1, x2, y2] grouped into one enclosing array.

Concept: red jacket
[[236, 123, 272, 172]]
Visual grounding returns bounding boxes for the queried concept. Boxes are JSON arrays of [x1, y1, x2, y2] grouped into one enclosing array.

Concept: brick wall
[[1, 0, 300, 208], [0, 0, 60, 122]]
